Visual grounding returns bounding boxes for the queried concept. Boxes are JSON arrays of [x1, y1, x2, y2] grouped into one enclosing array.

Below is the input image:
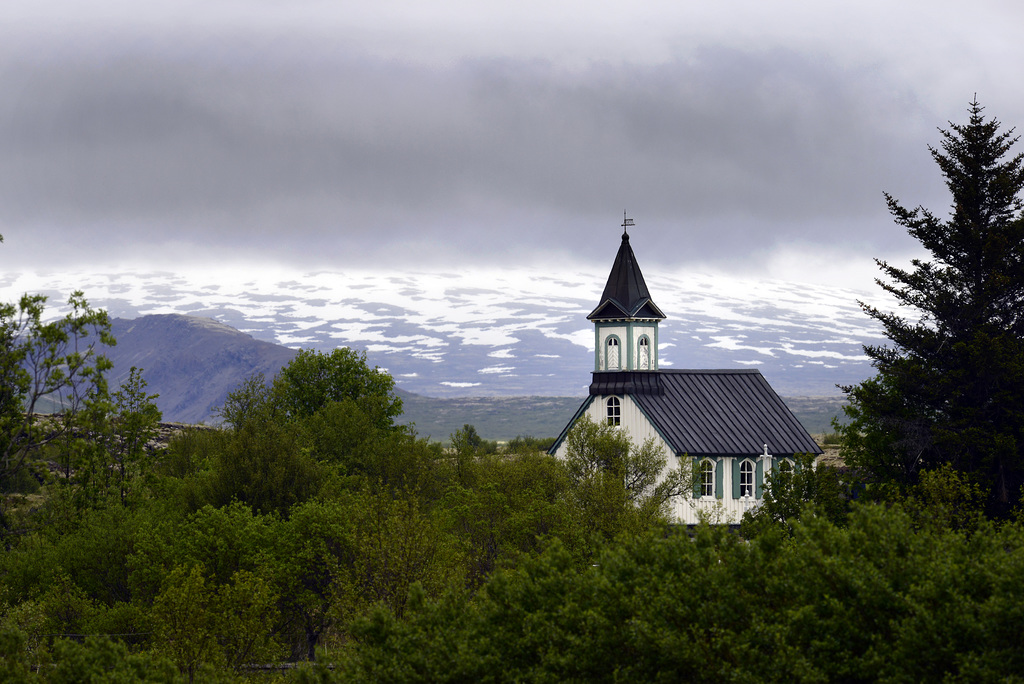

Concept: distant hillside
[[105, 314, 848, 437], [398, 393, 847, 443], [108, 314, 297, 424], [108, 313, 583, 430], [397, 392, 585, 442]]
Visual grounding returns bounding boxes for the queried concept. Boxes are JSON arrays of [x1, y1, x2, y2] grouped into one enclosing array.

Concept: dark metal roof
[[549, 369, 822, 457], [588, 231, 665, 321], [631, 370, 822, 457]]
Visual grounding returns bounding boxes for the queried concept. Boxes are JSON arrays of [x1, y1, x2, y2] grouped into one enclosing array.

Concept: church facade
[[550, 222, 821, 525]]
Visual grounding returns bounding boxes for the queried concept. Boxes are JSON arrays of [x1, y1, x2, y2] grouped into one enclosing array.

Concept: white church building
[[549, 220, 822, 525]]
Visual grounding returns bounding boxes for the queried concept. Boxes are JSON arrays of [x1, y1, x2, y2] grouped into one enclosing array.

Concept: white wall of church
[[553, 394, 765, 525], [672, 465, 763, 525]]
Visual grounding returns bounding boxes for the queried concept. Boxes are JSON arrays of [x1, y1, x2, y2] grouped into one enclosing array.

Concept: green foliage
[[504, 434, 556, 454], [52, 366, 164, 510], [0, 625, 41, 683], [1, 292, 114, 493], [841, 100, 1024, 514], [271, 489, 461, 660], [299, 400, 441, 492], [270, 498, 356, 661], [741, 454, 850, 536], [109, 367, 162, 504], [210, 348, 415, 508], [821, 430, 842, 445], [449, 424, 497, 455], [329, 505, 1024, 683], [448, 425, 490, 487], [0, 504, 136, 609], [219, 347, 402, 439], [152, 564, 281, 682], [151, 564, 222, 682], [900, 463, 986, 534], [126, 502, 277, 604], [439, 450, 572, 587], [159, 427, 222, 480], [206, 420, 322, 517], [49, 636, 180, 683], [272, 348, 402, 429], [216, 372, 273, 431], [562, 416, 690, 552]]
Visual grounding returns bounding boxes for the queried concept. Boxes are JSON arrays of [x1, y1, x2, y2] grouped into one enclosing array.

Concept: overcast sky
[[3, 1, 1023, 290]]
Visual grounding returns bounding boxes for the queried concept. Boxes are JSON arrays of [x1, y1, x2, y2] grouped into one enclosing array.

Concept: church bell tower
[[587, 215, 666, 373]]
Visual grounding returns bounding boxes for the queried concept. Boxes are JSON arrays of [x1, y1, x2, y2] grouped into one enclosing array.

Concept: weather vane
[[622, 210, 634, 236]]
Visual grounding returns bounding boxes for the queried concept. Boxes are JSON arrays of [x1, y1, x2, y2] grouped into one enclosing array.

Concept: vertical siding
[[552, 393, 775, 525], [558, 395, 764, 525]]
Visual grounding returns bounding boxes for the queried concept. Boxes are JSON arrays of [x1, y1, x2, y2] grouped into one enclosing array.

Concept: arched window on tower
[[637, 336, 650, 370], [606, 396, 621, 426], [606, 337, 620, 370]]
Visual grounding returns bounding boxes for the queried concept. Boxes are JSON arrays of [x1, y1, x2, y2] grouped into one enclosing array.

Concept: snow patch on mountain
[[1, 265, 888, 397]]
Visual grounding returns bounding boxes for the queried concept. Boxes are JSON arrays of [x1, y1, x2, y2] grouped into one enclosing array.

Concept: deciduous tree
[[110, 367, 162, 504], [272, 348, 402, 429], [0, 292, 114, 493], [562, 416, 689, 548]]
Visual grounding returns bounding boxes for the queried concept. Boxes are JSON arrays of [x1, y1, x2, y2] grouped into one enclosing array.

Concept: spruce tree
[[841, 99, 1024, 514]]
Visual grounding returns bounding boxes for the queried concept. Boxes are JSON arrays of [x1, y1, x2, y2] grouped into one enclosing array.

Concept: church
[[549, 219, 822, 525]]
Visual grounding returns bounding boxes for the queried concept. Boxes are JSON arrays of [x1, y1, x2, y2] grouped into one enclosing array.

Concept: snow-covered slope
[[1, 265, 887, 397]]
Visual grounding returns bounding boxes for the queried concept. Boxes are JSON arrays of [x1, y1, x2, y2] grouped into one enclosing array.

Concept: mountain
[[105, 314, 846, 438], [108, 314, 297, 424], [7, 266, 889, 404]]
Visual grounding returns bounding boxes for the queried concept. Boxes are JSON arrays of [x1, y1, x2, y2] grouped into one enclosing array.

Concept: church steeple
[[589, 216, 665, 372], [588, 230, 665, 321]]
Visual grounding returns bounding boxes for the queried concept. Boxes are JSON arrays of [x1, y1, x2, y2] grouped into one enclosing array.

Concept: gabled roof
[[633, 370, 821, 457], [550, 369, 822, 457], [588, 231, 665, 321]]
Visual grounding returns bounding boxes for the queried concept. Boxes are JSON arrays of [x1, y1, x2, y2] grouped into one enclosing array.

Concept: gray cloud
[[0, 20, 1003, 276]]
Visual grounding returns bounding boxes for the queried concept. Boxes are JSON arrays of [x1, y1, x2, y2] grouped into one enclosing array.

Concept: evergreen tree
[[841, 99, 1024, 513]]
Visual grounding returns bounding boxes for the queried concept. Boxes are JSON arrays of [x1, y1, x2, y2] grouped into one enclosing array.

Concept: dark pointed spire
[[588, 218, 666, 321]]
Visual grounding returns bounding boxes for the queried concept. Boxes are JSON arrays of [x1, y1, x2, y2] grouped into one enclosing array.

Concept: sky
[[3, 0, 1023, 291]]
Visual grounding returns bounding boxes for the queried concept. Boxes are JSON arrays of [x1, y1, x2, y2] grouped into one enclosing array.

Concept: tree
[[448, 424, 497, 487], [206, 418, 322, 516], [740, 454, 850, 537], [0, 292, 114, 493], [216, 372, 272, 431], [220, 349, 402, 432], [152, 563, 281, 682], [215, 349, 409, 492], [562, 416, 690, 547], [326, 508, 1024, 683], [48, 636, 180, 684], [272, 348, 402, 429], [109, 367, 162, 502], [438, 449, 572, 588], [840, 100, 1024, 514]]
